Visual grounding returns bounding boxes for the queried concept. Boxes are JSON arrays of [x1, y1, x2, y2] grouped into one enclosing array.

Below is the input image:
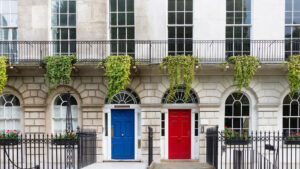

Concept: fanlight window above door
[[162, 88, 199, 104], [105, 88, 140, 104]]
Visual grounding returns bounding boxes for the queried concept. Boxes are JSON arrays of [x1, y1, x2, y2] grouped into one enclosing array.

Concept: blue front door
[[111, 109, 135, 159]]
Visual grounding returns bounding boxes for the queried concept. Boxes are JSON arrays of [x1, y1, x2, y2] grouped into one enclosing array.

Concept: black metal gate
[[77, 129, 97, 169], [206, 125, 219, 169]]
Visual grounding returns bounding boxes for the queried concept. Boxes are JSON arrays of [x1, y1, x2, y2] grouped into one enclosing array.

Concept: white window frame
[[51, 0, 76, 55], [0, 94, 21, 132], [282, 94, 300, 135], [167, 0, 193, 56]]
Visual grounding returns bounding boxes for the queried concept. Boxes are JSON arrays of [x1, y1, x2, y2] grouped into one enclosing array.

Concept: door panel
[[111, 109, 135, 159], [169, 109, 191, 159]]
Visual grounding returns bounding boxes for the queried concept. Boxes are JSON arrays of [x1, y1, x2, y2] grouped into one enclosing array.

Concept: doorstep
[[160, 159, 200, 162]]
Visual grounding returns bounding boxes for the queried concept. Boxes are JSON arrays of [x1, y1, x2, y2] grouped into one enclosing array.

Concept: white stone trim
[[103, 104, 141, 160], [160, 105, 199, 159]]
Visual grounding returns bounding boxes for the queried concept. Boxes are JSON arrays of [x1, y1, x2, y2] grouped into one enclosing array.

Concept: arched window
[[161, 87, 198, 104], [52, 93, 78, 133], [283, 94, 300, 135], [105, 88, 140, 104], [0, 94, 21, 131], [225, 93, 250, 132]]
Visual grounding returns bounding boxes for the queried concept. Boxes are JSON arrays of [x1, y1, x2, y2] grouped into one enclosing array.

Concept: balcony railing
[[0, 40, 299, 64]]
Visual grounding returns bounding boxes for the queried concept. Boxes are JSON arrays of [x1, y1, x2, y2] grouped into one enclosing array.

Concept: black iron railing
[[206, 130, 300, 169], [206, 126, 219, 169], [0, 131, 97, 169], [148, 126, 153, 167], [0, 40, 298, 64]]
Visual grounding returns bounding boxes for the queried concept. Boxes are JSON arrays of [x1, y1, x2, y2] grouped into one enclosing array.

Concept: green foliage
[[160, 55, 198, 101], [103, 55, 132, 99], [55, 131, 77, 140], [284, 55, 300, 96], [222, 55, 259, 92], [224, 127, 248, 140], [0, 57, 7, 94], [44, 55, 76, 90], [0, 130, 20, 139]]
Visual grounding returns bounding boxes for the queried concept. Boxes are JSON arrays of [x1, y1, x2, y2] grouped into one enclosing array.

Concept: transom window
[[105, 88, 140, 104], [283, 94, 300, 135], [0, 94, 20, 132], [225, 93, 250, 132], [162, 87, 198, 104], [0, 0, 18, 60], [110, 0, 135, 57], [168, 0, 193, 56], [285, 0, 300, 59], [52, 93, 78, 133], [226, 0, 251, 58], [51, 0, 76, 55]]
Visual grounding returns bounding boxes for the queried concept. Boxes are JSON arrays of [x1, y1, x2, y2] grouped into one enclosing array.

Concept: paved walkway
[[83, 162, 148, 169], [151, 162, 214, 169]]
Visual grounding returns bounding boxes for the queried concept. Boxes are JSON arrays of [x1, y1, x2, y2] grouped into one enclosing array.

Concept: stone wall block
[[23, 77, 34, 83], [34, 77, 44, 83]]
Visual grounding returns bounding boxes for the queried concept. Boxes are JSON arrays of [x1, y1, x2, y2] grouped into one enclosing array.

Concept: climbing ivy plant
[[222, 55, 259, 92], [103, 55, 132, 99], [284, 55, 300, 96], [0, 57, 8, 94], [44, 55, 76, 90], [160, 55, 198, 101]]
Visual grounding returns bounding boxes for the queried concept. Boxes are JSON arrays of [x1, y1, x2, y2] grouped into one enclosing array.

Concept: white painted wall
[[135, 0, 167, 40], [252, 0, 285, 40], [194, 0, 226, 40]]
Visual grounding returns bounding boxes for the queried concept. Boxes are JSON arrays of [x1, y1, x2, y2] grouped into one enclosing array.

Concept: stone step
[[150, 162, 215, 169]]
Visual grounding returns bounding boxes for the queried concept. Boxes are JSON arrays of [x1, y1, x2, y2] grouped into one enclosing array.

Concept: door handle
[[111, 127, 113, 138], [122, 134, 124, 137]]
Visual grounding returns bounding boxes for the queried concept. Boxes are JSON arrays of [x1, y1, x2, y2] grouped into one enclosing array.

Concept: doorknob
[[122, 134, 124, 136], [178, 138, 181, 141], [111, 128, 113, 138]]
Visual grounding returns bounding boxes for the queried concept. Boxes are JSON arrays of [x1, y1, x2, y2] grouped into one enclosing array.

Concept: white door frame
[[103, 105, 141, 160], [160, 104, 199, 160]]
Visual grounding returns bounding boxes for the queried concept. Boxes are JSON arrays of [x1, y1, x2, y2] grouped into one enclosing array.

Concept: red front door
[[169, 109, 191, 159]]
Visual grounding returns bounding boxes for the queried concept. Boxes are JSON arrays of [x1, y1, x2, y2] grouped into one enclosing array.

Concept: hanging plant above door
[[160, 55, 198, 101], [284, 55, 300, 96], [0, 56, 8, 94], [221, 55, 259, 92], [103, 55, 132, 100], [44, 55, 76, 90]]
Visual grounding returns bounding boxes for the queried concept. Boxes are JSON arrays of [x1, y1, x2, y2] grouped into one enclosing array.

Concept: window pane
[[285, 27, 292, 38], [52, 28, 59, 40], [286, 12, 293, 24], [234, 102, 241, 116], [186, 0, 193, 11], [69, 14, 76, 26], [177, 27, 184, 38], [235, 12, 243, 24], [242, 118, 249, 128], [286, 0, 292, 11], [111, 28, 118, 39], [177, 0, 184, 11], [168, 12, 176, 24], [177, 12, 184, 24], [234, 27, 242, 38], [168, 27, 176, 38], [118, 13, 125, 25], [60, 1, 68, 13], [70, 28, 76, 39], [168, 0, 175, 11], [235, 0, 243, 11], [52, 14, 59, 26], [294, 12, 300, 24], [244, 12, 251, 24], [244, 0, 251, 11], [60, 14, 68, 26], [119, 27, 126, 39], [185, 27, 193, 38], [225, 106, 232, 116], [291, 101, 299, 116], [127, 27, 134, 39], [227, 0, 234, 11], [233, 118, 241, 128], [291, 118, 297, 128], [111, 13, 117, 25], [110, 0, 117, 12], [10, 14, 17, 27], [226, 12, 234, 24], [118, 0, 126, 11], [242, 106, 249, 116], [295, 0, 300, 11], [283, 118, 289, 128], [61, 29, 68, 39], [185, 12, 193, 24], [127, 0, 134, 12], [225, 118, 232, 128], [52, 0, 60, 13], [226, 27, 234, 38], [127, 13, 134, 25], [69, 1, 76, 13], [243, 27, 251, 38]]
